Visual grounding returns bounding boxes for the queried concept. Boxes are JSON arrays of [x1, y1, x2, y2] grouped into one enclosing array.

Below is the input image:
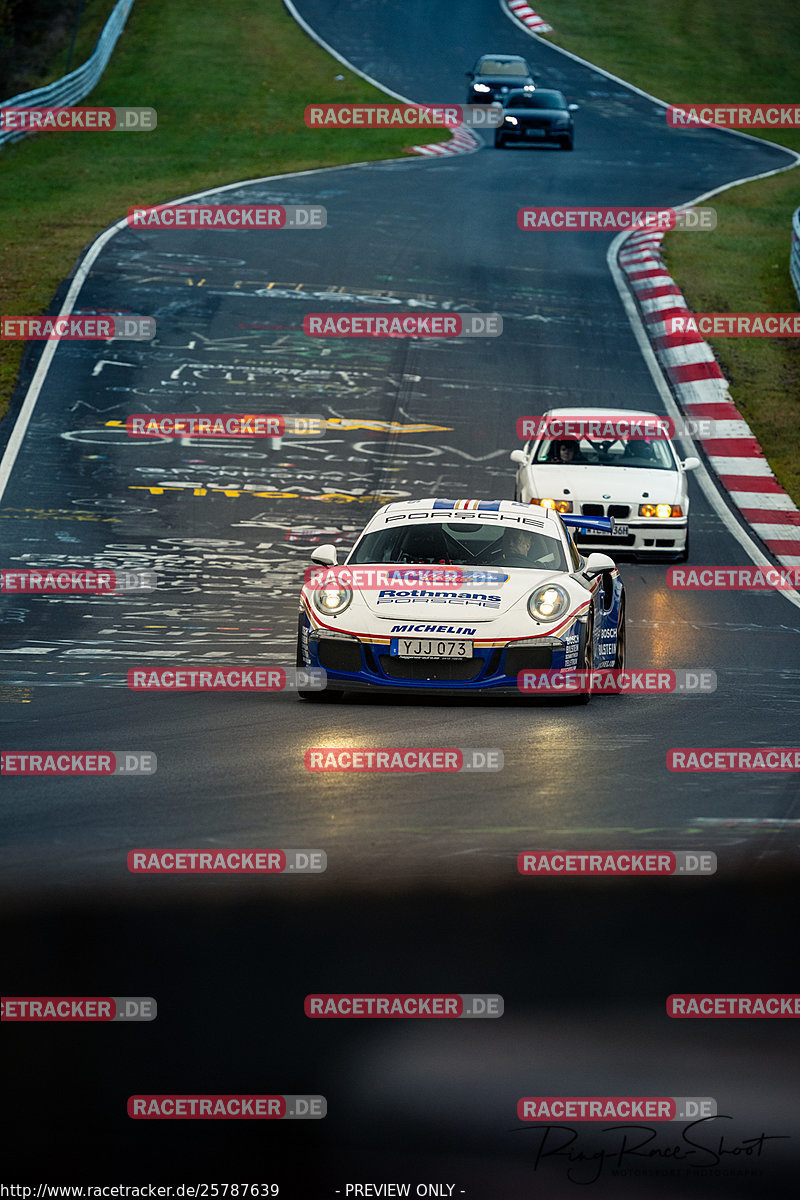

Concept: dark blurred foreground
[[2, 873, 799, 1197]]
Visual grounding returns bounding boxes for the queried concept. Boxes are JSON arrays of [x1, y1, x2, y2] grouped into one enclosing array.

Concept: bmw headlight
[[473, 83, 491, 93], [528, 584, 570, 621], [504, 115, 518, 125], [639, 504, 683, 518], [314, 583, 352, 615]]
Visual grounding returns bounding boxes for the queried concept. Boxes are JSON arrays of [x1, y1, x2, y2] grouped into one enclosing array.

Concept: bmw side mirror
[[568, 103, 579, 111], [310, 544, 338, 566], [510, 450, 528, 465], [582, 552, 615, 579], [681, 456, 700, 471]]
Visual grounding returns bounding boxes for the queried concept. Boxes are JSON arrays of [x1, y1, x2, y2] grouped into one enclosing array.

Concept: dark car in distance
[[466, 54, 537, 104], [495, 88, 578, 150]]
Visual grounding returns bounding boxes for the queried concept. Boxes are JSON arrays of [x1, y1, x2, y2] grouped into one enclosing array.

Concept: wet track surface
[[2, 0, 800, 1191]]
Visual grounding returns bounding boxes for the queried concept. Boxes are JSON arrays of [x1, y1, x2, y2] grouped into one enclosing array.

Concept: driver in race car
[[492, 526, 554, 567], [548, 438, 582, 463]]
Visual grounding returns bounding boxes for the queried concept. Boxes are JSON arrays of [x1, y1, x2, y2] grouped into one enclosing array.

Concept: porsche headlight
[[473, 83, 491, 93], [504, 115, 519, 125], [528, 584, 570, 621], [639, 504, 683, 518], [314, 583, 352, 615]]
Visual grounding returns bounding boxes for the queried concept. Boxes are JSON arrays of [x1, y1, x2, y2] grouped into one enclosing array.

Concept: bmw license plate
[[390, 638, 473, 659], [612, 524, 630, 536], [525, 128, 545, 137]]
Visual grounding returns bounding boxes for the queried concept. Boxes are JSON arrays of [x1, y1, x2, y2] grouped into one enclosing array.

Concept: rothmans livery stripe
[[432, 499, 503, 512], [618, 230, 800, 568]]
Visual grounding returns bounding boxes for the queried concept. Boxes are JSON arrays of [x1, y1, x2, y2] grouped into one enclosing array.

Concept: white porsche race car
[[296, 498, 625, 700], [511, 407, 699, 560]]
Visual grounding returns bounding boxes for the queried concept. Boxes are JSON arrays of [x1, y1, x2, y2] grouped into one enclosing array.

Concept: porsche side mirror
[[568, 103, 579, 111], [310, 544, 338, 566], [510, 450, 528, 465], [681, 456, 700, 471], [582, 552, 616, 579]]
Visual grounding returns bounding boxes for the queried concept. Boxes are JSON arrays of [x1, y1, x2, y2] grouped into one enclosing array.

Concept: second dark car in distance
[[495, 89, 578, 150], [466, 54, 537, 104]]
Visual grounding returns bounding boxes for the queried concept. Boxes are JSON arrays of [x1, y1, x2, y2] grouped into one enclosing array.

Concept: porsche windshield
[[348, 521, 567, 570], [534, 436, 676, 470]]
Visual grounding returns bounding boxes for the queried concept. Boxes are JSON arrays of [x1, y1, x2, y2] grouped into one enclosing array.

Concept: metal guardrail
[[792, 208, 800, 306], [0, 0, 136, 148]]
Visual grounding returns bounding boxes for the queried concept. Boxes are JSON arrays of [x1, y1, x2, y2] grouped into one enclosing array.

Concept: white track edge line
[[0, 7, 489, 507], [607, 231, 800, 614]]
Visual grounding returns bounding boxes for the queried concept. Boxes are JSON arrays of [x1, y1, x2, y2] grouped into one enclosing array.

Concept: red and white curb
[[504, 0, 553, 35], [405, 127, 480, 157], [619, 228, 800, 568]]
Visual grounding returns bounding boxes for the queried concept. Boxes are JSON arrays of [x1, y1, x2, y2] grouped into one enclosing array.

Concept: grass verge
[[0, 0, 449, 425], [540, 0, 800, 502]]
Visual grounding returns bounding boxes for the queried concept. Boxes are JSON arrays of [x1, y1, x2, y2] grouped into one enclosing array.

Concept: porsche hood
[[304, 567, 590, 631]]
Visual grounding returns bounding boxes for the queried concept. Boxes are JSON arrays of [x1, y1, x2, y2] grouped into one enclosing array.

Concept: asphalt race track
[[2, 0, 800, 1194]]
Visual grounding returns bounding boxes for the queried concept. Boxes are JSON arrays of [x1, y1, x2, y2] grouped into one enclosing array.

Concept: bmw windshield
[[534, 437, 676, 470]]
